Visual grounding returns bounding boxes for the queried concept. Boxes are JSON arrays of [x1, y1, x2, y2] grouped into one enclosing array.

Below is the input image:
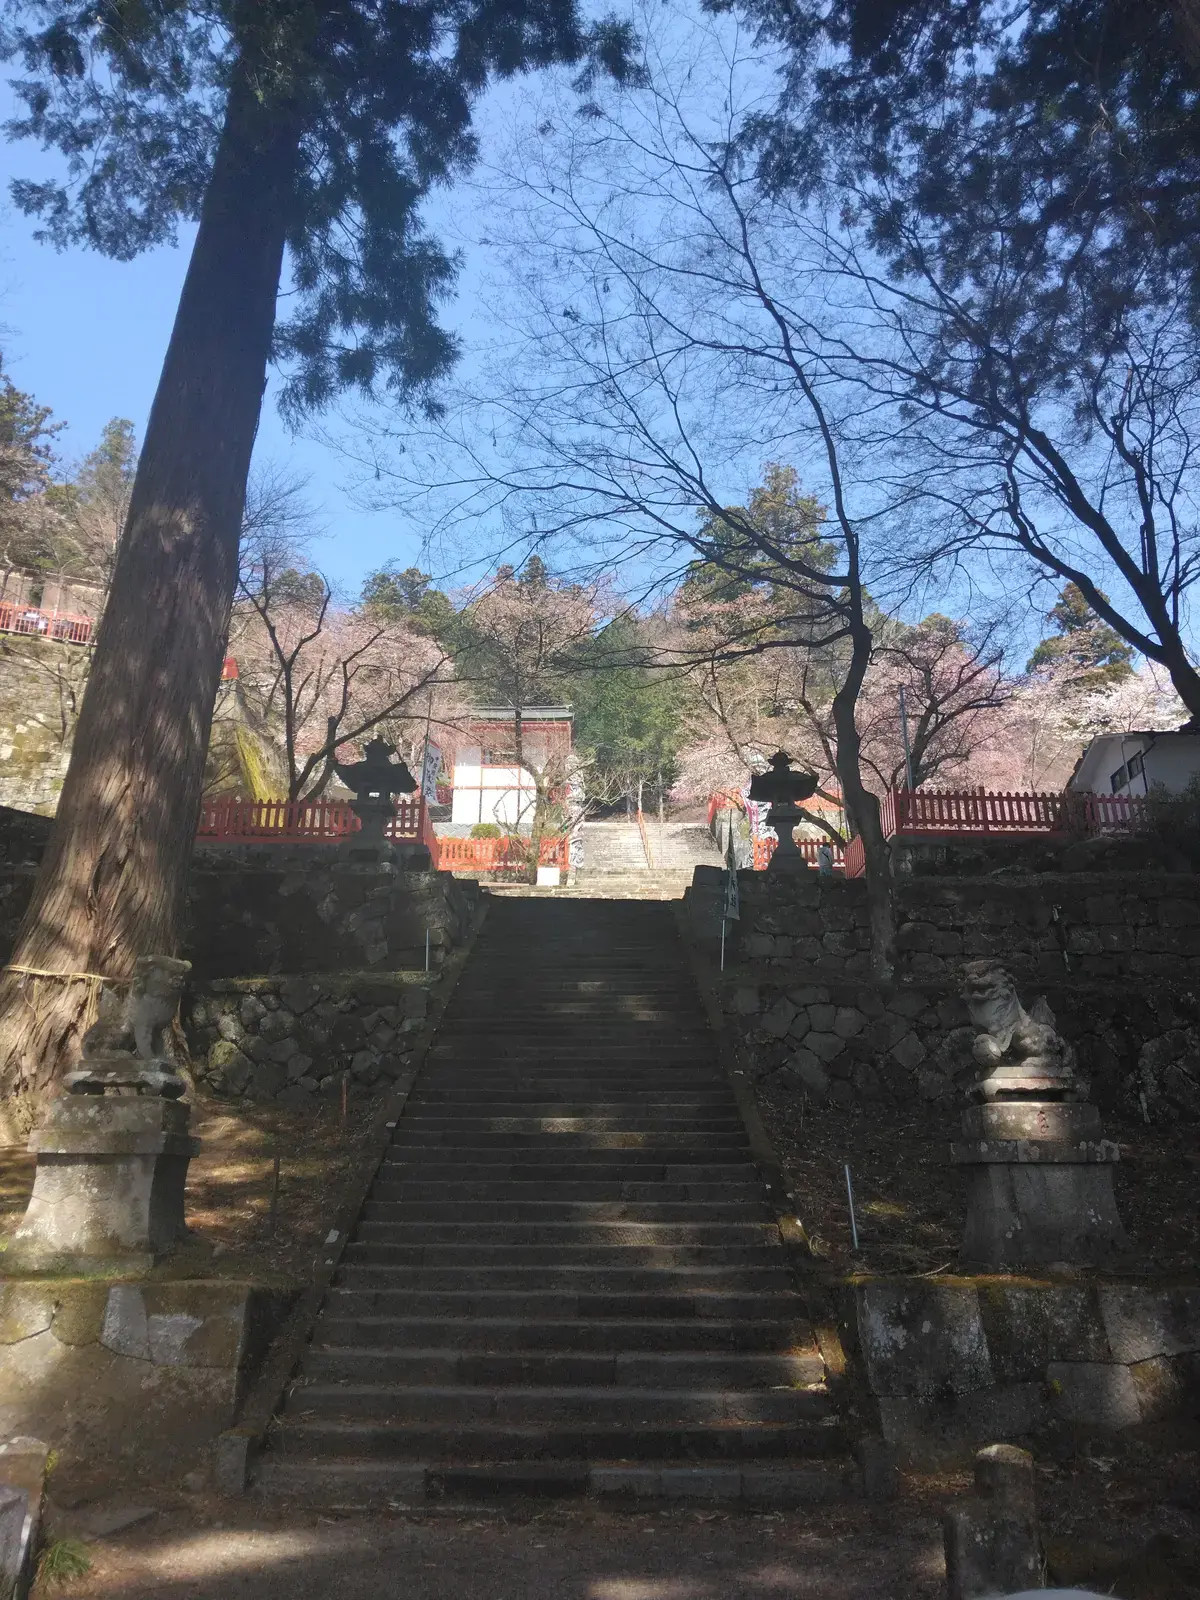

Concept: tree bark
[[831, 617, 896, 983], [0, 61, 303, 1120]]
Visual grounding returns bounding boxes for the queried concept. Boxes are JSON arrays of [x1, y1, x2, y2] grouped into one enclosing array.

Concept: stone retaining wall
[[184, 973, 435, 1103], [703, 863, 1200, 1121], [722, 975, 1200, 1123], [721, 866, 1200, 987], [846, 1278, 1200, 1467], [0, 1279, 292, 1489], [185, 859, 479, 979], [0, 843, 480, 981]]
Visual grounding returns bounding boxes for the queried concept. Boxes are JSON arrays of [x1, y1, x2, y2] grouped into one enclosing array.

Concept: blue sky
[[0, 79, 483, 598]]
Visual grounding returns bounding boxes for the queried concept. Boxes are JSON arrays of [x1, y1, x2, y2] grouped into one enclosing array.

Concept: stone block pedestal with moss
[[7, 1093, 199, 1274], [7, 954, 199, 1275]]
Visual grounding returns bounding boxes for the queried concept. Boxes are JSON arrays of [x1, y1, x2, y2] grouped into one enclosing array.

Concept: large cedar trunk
[[0, 66, 302, 1125], [831, 618, 897, 983]]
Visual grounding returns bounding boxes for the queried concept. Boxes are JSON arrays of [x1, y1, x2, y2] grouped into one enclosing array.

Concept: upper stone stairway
[[258, 897, 849, 1506], [567, 820, 724, 900]]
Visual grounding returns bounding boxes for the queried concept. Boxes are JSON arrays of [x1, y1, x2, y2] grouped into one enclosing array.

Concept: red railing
[[432, 834, 570, 871], [707, 791, 746, 828], [840, 787, 1150, 876], [752, 835, 846, 872], [889, 786, 1148, 837], [196, 795, 426, 843], [0, 600, 94, 644], [844, 835, 865, 879]]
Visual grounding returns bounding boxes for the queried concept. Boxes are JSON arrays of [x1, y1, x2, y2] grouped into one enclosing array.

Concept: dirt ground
[[0, 1089, 389, 1285], [753, 1082, 1200, 1278], [38, 1446, 1200, 1600]]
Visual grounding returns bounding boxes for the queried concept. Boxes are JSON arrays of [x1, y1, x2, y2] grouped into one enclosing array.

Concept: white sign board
[[420, 741, 442, 805]]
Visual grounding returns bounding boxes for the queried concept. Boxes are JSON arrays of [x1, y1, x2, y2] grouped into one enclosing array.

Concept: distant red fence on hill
[[434, 834, 569, 872], [751, 837, 845, 872], [0, 601, 94, 644]]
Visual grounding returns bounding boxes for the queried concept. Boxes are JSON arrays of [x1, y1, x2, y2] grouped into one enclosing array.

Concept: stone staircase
[[568, 820, 722, 900], [646, 822, 725, 872], [257, 897, 850, 1506]]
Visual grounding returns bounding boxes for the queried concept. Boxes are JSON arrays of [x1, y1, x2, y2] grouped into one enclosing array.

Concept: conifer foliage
[[0, 0, 634, 1110]]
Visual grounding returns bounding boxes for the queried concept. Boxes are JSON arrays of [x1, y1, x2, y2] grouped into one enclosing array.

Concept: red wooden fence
[[196, 794, 567, 872], [751, 836, 846, 872], [197, 795, 427, 843], [842, 787, 1149, 877], [886, 787, 1148, 836], [433, 834, 570, 871], [710, 784, 1152, 879], [0, 600, 94, 644]]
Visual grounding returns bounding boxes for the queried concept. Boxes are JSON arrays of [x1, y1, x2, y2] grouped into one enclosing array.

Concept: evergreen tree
[[0, 1, 635, 1107], [50, 418, 139, 583], [729, 0, 1200, 355], [568, 617, 683, 809], [681, 464, 833, 606], [361, 564, 453, 637], [0, 362, 62, 574], [1027, 582, 1136, 689]]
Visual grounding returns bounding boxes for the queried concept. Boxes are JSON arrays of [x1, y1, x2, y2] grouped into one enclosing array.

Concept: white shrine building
[[449, 707, 574, 829]]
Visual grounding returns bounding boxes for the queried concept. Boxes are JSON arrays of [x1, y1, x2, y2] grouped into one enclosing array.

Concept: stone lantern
[[748, 751, 819, 868], [333, 737, 418, 842]]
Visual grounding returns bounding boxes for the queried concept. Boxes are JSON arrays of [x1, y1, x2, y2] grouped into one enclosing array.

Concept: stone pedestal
[[953, 1099, 1129, 1270], [8, 1091, 199, 1274]]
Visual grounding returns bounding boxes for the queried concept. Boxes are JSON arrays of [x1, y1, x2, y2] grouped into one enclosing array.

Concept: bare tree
[[235, 541, 454, 801], [452, 563, 598, 879], [794, 175, 1200, 720], [357, 40, 915, 971]]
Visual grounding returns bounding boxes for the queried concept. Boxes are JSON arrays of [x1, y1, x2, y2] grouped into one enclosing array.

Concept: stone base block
[[8, 1096, 198, 1272], [958, 1157, 1129, 1269], [0, 1281, 293, 1497]]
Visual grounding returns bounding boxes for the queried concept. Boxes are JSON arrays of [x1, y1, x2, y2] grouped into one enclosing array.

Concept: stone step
[[377, 1158, 759, 1180], [264, 893, 847, 1507], [333, 1263, 798, 1293], [253, 1458, 849, 1506], [427, 1043, 713, 1059], [416, 1083, 729, 1096], [318, 1310, 814, 1347], [359, 1201, 772, 1225], [386, 1133, 751, 1151], [340, 1243, 786, 1268], [391, 1119, 744, 1137], [404, 1100, 742, 1113], [302, 1346, 826, 1389], [369, 1181, 763, 1203], [286, 1384, 832, 1426], [262, 1419, 846, 1463], [351, 1220, 777, 1246]]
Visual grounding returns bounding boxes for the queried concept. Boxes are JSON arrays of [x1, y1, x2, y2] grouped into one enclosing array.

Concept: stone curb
[[213, 890, 492, 1494]]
